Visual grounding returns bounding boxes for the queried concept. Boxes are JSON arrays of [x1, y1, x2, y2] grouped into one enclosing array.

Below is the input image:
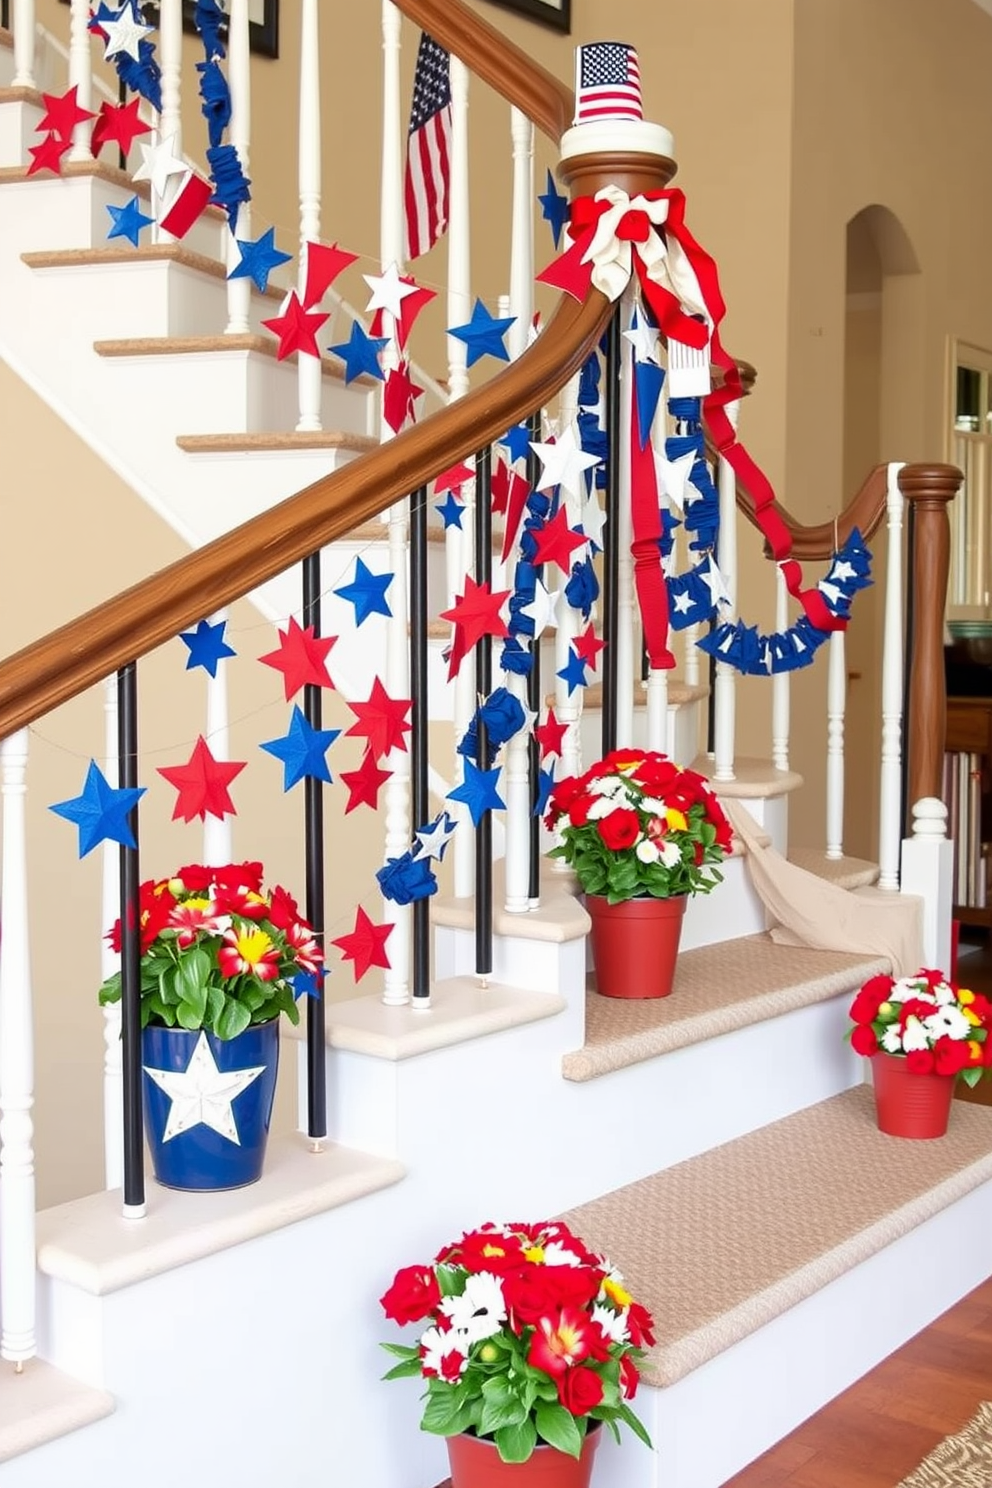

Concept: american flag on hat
[[403, 32, 452, 262], [574, 43, 642, 125]]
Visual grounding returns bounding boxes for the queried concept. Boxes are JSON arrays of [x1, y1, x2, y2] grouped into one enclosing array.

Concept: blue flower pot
[[141, 1019, 280, 1191]]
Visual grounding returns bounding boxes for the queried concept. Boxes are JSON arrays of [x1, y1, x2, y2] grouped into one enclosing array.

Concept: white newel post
[[379, 1, 411, 1003], [66, 0, 94, 162], [158, 0, 183, 169], [101, 680, 122, 1191], [615, 293, 636, 748], [878, 462, 906, 890], [296, 0, 322, 432], [203, 613, 233, 865], [825, 630, 846, 859], [555, 374, 584, 785], [900, 798, 953, 972], [772, 565, 790, 770], [11, 0, 35, 89], [503, 104, 535, 914], [0, 731, 37, 1366], [224, 0, 252, 335], [713, 402, 740, 781]]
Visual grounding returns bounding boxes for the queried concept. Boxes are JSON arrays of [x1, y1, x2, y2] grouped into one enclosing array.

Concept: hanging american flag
[[574, 43, 642, 125], [403, 32, 452, 262]]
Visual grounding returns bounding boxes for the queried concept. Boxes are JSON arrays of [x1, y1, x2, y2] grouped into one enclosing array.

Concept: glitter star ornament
[[258, 617, 336, 699], [158, 736, 246, 822], [50, 759, 145, 856], [332, 906, 393, 982], [144, 1032, 265, 1144]]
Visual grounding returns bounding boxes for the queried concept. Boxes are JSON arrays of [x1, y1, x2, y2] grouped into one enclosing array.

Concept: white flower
[[925, 1006, 970, 1040], [636, 838, 660, 864], [589, 776, 629, 798], [933, 980, 956, 1006], [438, 1271, 507, 1344], [419, 1325, 469, 1379], [640, 797, 667, 817], [542, 1241, 583, 1268], [881, 1025, 903, 1054], [901, 1014, 931, 1053], [587, 796, 623, 819], [592, 1303, 630, 1344], [658, 839, 681, 868]]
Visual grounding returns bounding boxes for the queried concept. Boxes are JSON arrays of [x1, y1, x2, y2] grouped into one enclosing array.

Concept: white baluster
[[713, 402, 740, 780], [101, 681, 122, 1191], [878, 462, 906, 890], [11, 0, 35, 89], [503, 105, 535, 914], [204, 610, 232, 865], [0, 731, 36, 1366], [156, 0, 183, 239], [683, 624, 700, 691], [555, 376, 584, 785], [645, 393, 670, 755], [616, 292, 636, 748], [379, 1, 411, 1002], [66, 0, 94, 161], [772, 565, 790, 770], [900, 798, 953, 970], [296, 0, 322, 432], [224, 0, 251, 335], [825, 629, 846, 859]]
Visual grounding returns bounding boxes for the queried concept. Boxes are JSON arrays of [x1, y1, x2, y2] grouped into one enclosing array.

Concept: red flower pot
[[870, 1053, 955, 1139], [446, 1425, 601, 1488], [586, 893, 686, 999]]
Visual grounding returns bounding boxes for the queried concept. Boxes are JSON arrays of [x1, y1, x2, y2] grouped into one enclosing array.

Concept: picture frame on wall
[[61, 1, 280, 59], [483, 0, 570, 34]]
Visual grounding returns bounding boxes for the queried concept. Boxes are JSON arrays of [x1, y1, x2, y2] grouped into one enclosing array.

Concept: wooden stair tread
[[0, 157, 229, 221], [21, 242, 283, 296], [580, 678, 708, 711], [94, 334, 367, 385], [788, 847, 881, 890], [176, 431, 378, 454], [561, 1086, 992, 1386], [562, 933, 889, 1082], [0, 1357, 114, 1466], [691, 753, 804, 798]]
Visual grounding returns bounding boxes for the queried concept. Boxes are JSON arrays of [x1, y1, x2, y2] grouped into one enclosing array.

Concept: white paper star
[[579, 491, 607, 550], [144, 1032, 265, 1145], [530, 425, 601, 499], [132, 134, 188, 198], [413, 811, 458, 863], [819, 580, 843, 608], [101, 6, 152, 60], [700, 556, 732, 609], [655, 449, 696, 512], [362, 262, 419, 319], [830, 559, 857, 582], [672, 588, 694, 615], [521, 580, 560, 639], [623, 307, 660, 365]]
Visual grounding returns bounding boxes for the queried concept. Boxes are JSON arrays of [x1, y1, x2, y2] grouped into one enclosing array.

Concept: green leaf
[[615, 1400, 653, 1448], [479, 1394, 528, 1436], [534, 1401, 582, 1457], [494, 1416, 538, 1464], [215, 996, 252, 1041], [382, 1357, 424, 1381], [205, 984, 225, 1028], [961, 1066, 983, 1089], [175, 1000, 205, 1031], [98, 972, 123, 1007], [177, 948, 211, 1005], [436, 1265, 464, 1299], [422, 1389, 474, 1437]]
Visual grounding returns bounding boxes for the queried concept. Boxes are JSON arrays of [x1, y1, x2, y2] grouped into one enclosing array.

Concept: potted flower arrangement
[[544, 749, 732, 999], [99, 860, 322, 1190], [380, 1219, 656, 1487], [848, 968, 992, 1138]]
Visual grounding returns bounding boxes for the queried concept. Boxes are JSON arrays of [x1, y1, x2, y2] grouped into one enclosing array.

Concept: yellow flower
[[969, 1040, 983, 1062], [959, 988, 975, 1005], [964, 1008, 982, 1027], [665, 808, 688, 833], [603, 1276, 632, 1308], [523, 1245, 545, 1264]]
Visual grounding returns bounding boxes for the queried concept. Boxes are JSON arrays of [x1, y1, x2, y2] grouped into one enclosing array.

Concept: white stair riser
[[579, 696, 702, 768], [0, 96, 42, 167], [592, 1178, 992, 1488], [681, 855, 765, 949], [736, 792, 790, 854], [433, 925, 587, 998]]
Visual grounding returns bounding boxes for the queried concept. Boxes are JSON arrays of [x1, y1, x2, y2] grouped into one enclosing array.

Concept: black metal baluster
[[410, 483, 431, 1005], [602, 310, 622, 756], [527, 411, 543, 902], [118, 74, 128, 173], [475, 445, 493, 979], [117, 662, 144, 1214], [1, 3, 10, 34], [303, 553, 326, 1140]]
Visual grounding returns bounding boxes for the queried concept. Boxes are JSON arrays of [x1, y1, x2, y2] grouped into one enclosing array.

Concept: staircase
[[0, 6, 982, 1488]]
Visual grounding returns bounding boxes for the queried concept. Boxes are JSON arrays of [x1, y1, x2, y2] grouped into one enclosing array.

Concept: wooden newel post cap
[[557, 120, 678, 200], [897, 464, 962, 507]]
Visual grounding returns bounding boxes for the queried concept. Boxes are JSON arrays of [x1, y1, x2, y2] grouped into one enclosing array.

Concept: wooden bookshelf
[[947, 697, 992, 926]]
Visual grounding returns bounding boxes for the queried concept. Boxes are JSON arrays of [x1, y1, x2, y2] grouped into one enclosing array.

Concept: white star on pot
[[101, 6, 152, 60], [144, 1032, 265, 1145], [413, 811, 458, 862], [362, 262, 419, 319], [623, 307, 660, 365], [655, 449, 696, 512], [700, 556, 732, 609], [521, 579, 560, 640], [132, 134, 188, 198], [530, 425, 601, 499]]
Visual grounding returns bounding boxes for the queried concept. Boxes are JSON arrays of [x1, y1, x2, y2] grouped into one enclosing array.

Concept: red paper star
[[383, 361, 424, 433], [27, 132, 70, 177], [157, 736, 245, 823], [491, 460, 512, 516], [259, 617, 337, 699], [530, 507, 588, 574], [573, 623, 607, 671], [91, 98, 151, 157], [340, 749, 391, 813], [371, 278, 436, 347], [37, 85, 94, 142], [536, 233, 594, 302], [535, 708, 569, 761], [433, 461, 474, 496], [499, 467, 532, 563], [440, 576, 511, 680], [301, 240, 358, 309], [261, 291, 330, 361], [332, 906, 393, 982], [346, 678, 412, 761]]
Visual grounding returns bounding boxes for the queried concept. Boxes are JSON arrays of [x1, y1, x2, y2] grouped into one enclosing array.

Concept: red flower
[[601, 749, 644, 775], [557, 1364, 604, 1416], [598, 809, 640, 852], [619, 1355, 640, 1400], [567, 793, 594, 828], [906, 1049, 936, 1074], [213, 885, 269, 921], [217, 926, 281, 980], [625, 1301, 656, 1347], [850, 1025, 879, 1057], [447, 1229, 527, 1276], [380, 1264, 441, 1324], [632, 755, 679, 793], [933, 1036, 970, 1076], [502, 1262, 603, 1327], [849, 979, 892, 1024], [285, 921, 323, 974], [527, 1306, 597, 1378], [267, 884, 301, 931], [107, 880, 176, 954]]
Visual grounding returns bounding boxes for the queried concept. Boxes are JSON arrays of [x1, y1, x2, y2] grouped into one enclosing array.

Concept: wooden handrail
[[736, 463, 892, 560]]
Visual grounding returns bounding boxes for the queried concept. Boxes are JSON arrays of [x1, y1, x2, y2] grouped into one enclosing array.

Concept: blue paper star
[[435, 491, 465, 530], [179, 618, 236, 677], [228, 227, 291, 293], [291, 968, 325, 1000], [333, 557, 393, 626], [448, 299, 515, 368], [538, 168, 570, 248], [50, 760, 145, 857], [447, 759, 505, 826], [328, 322, 389, 384], [634, 360, 666, 448], [534, 765, 556, 818], [260, 706, 340, 790], [106, 195, 154, 247], [557, 647, 589, 696], [499, 423, 533, 465]]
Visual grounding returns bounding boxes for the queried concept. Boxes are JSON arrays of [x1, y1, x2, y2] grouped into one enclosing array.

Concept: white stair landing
[[563, 1086, 992, 1488], [0, 1359, 113, 1466]]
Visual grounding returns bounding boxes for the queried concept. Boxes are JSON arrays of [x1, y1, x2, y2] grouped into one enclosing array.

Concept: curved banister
[[736, 463, 892, 560], [0, 290, 615, 738]]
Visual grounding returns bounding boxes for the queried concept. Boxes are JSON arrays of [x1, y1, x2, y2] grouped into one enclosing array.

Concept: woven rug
[[896, 1401, 992, 1485]]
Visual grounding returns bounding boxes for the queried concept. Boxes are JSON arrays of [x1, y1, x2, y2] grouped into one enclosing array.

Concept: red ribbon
[[630, 372, 675, 671]]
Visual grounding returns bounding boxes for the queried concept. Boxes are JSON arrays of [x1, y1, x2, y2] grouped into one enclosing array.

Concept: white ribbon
[[577, 185, 711, 328]]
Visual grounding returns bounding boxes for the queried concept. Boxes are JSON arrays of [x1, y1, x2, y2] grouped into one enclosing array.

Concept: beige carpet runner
[[560, 1087, 992, 1388], [896, 1401, 992, 1486]]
